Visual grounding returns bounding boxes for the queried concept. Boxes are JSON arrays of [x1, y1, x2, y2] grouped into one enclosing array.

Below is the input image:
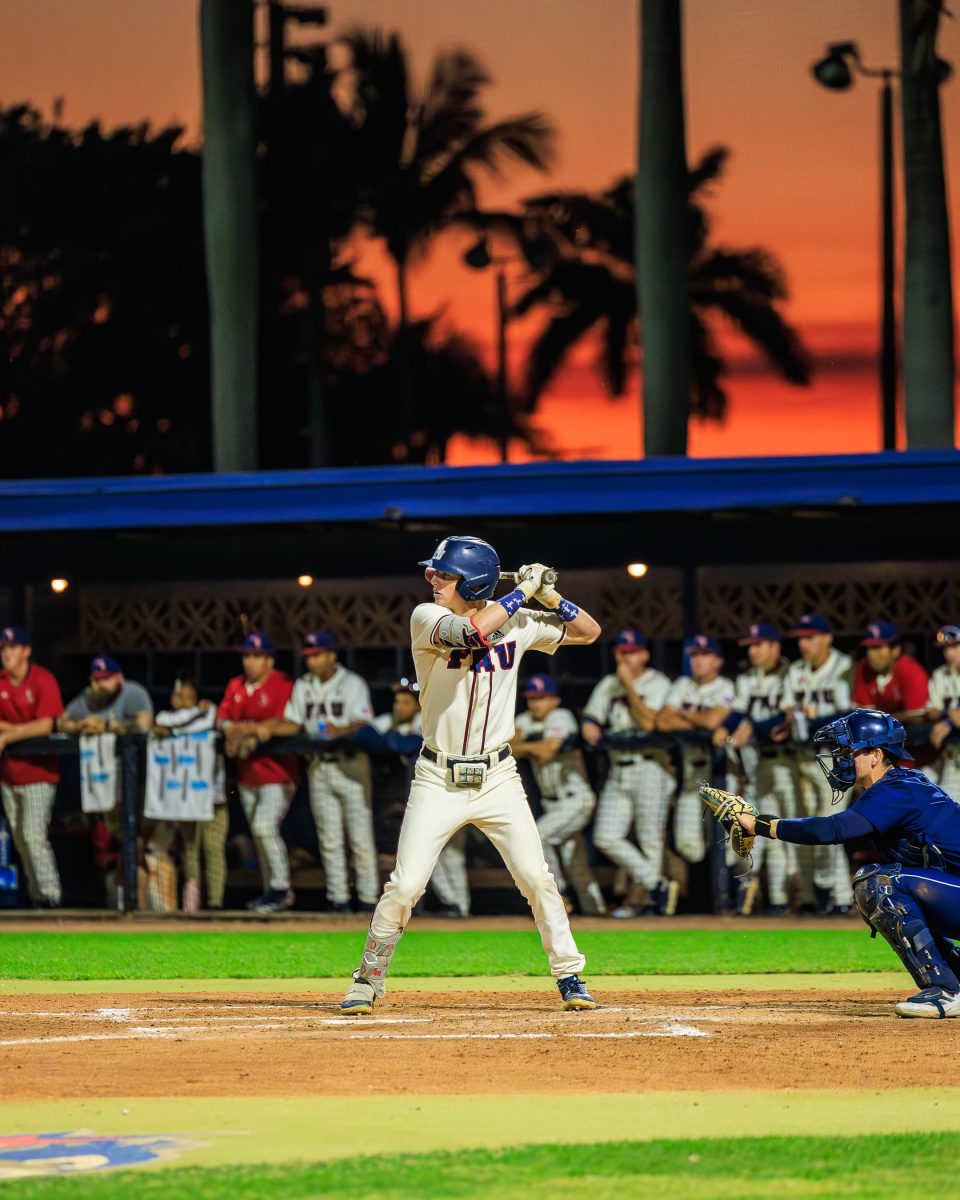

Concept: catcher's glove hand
[[698, 782, 758, 859]]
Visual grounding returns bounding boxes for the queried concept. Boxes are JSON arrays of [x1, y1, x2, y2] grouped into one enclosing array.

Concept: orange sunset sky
[[3, 0, 960, 461]]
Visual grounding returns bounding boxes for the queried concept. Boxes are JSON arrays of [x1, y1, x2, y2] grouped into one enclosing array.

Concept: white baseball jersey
[[782, 649, 852, 717], [732, 662, 789, 720], [515, 707, 588, 798], [373, 711, 423, 737], [582, 670, 671, 761], [928, 665, 960, 712], [411, 601, 564, 756], [284, 664, 374, 734], [664, 674, 736, 713]]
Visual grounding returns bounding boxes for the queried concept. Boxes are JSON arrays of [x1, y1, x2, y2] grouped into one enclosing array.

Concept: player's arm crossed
[[511, 731, 564, 763]]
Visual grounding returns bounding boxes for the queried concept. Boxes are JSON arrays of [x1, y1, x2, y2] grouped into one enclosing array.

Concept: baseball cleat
[[895, 986, 960, 1019], [340, 978, 376, 1015], [246, 888, 295, 914], [557, 975, 597, 1011]]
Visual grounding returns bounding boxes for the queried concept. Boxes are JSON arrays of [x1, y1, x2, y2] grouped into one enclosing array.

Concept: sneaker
[[610, 904, 640, 919], [246, 888, 295, 914], [325, 901, 351, 914], [435, 903, 467, 919], [340, 977, 376, 1015], [648, 878, 679, 917], [765, 903, 788, 917], [557, 975, 597, 1011], [895, 986, 960, 1019]]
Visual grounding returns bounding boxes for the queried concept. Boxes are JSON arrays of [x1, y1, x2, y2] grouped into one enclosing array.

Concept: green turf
[[3, 1133, 956, 1199], [0, 928, 898, 980]]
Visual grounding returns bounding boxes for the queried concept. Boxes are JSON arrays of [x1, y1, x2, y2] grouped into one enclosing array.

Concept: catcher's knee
[[852, 863, 884, 927]]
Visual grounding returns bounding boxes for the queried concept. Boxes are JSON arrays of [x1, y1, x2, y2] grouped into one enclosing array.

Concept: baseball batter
[[341, 536, 602, 1014], [926, 624, 960, 797], [582, 629, 675, 917], [657, 635, 735, 865], [782, 612, 854, 911], [512, 674, 605, 916]]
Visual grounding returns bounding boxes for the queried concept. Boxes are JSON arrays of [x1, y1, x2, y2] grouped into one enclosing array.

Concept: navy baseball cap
[[302, 630, 339, 654], [522, 674, 559, 697], [738, 622, 781, 646], [612, 628, 648, 650], [789, 613, 833, 636], [937, 624, 960, 646], [684, 634, 722, 656], [90, 655, 122, 678], [861, 620, 900, 647], [0, 625, 30, 647], [241, 631, 275, 654]]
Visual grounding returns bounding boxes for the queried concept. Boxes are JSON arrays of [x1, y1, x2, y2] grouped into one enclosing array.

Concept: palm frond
[[688, 312, 728, 420], [524, 306, 604, 404], [688, 146, 729, 194], [452, 113, 555, 178], [599, 308, 636, 396], [707, 290, 812, 385], [691, 247, 788, 303], [512, 260, 624, 319]]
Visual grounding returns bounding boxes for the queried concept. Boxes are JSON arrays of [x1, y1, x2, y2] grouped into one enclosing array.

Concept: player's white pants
[[308, 756, 379, 905], [724, 750, 797, 907], [1, 782, 60, 904], [238, 783, 295, 892], [371, 754, 586, 978], [593, 753, 673, 889], [428, 828, 471, 916], [674, 747, 712, 864], [925, 747, 960, 800], [538, 782, 605, 915], [795, 756, 853, 907]]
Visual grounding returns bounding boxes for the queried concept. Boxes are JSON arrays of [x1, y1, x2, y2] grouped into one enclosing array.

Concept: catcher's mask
[[813, 708, 913, 796], [419, 535, 500, 602]]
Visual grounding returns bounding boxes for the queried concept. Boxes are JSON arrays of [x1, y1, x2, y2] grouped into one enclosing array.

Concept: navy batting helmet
[[813, 708, 913, 794], [419, 536, 500, 602]]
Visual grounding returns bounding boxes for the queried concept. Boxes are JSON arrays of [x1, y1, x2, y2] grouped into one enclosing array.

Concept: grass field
[[4, 1132, 959, 1199], [0, 928, 900, 980]]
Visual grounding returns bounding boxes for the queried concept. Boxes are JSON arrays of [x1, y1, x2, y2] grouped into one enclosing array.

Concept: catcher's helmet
[[419, 535, 500, 602], [813, 708, 913, 793]]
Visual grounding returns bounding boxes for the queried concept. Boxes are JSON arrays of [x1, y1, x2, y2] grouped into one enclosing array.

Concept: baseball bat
[[499, 569, 558, 585]]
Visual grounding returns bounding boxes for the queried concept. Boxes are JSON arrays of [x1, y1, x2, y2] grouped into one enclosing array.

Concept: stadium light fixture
[[297, 574, 314, 588], [626, 563, 649, 579], [50, 578, 69, 593]]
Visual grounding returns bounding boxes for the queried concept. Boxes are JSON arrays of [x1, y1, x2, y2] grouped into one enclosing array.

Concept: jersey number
[[448, 640, 517, 673]]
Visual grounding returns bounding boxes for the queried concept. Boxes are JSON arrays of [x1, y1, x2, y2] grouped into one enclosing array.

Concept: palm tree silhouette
[[337, 29, 555, 328], [512, 148, 811, 422]]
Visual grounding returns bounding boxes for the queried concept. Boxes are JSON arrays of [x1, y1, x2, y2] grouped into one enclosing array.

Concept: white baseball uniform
[[782, 648, 854, 905], [515, 706, 605, 915], [728, 662, 795, 906], [285, 665, 378, 906], [926, 665, 960, 797], [583, 670, 673, 891], [368, 601, 586, 979], [664, 675, 735, 863]]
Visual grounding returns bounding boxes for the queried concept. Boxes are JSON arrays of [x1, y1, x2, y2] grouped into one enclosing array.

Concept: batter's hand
[[517, 562, 550, 599], [536, 580, 562, 609]]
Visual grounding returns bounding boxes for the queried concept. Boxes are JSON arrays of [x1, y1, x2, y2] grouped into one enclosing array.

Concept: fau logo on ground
[[447, 641, 518, 672], [0, 1133, 196, 1179]]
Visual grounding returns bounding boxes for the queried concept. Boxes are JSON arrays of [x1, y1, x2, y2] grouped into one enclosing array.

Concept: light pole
[[812, 42, 898, 451]]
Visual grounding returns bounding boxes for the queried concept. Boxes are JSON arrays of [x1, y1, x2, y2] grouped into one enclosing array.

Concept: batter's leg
[[429, 827, 471, 916]]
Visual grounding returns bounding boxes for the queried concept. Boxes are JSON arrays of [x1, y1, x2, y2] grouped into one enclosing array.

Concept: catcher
[[701, 708, 960, 1019]]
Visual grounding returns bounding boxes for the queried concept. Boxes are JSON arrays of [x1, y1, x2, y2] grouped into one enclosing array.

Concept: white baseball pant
[[674, 747, 712, 864], [593, 753, 673, 889], [537, 781, 605, 915], [428, 828, 472, 915], [724, 749, 797, 907], [370, 754, 586, 978], [1, 782, 61, 904], [238, 783, 295, 891], [308, 756, 379, 906]]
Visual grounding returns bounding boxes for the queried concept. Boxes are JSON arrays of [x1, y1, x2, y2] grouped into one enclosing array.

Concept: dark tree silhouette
[[512, 148, 811, 423]]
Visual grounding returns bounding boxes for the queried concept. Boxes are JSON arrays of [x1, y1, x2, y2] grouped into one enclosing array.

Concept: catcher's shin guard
[[354, 928, 403, 999], [852, 864, 960, 991]]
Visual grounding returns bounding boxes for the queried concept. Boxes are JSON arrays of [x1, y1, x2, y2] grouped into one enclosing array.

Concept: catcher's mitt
[[698, 783, 758, 859]]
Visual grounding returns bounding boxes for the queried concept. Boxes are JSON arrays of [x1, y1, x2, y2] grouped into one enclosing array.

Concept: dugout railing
[[1, 724, 947, 913]]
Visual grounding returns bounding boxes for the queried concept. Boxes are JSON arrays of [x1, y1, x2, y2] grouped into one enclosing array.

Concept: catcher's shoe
[[557, 975, 597, 1011], [341, 978, 377, 1015], [247, 888, 295, 914], [895, 986, 960, 1019]]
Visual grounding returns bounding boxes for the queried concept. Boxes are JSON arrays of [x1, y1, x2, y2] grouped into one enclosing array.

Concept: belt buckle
[[451, 761, 486, 788]]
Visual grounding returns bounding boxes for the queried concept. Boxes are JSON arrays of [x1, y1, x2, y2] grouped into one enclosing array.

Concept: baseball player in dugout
[[728, 709, 960, 1018], [512, 674, 606, 916], [714, 623, 793, 915], [340, 535, 603, 1014], [853, 621, 929, 722], [927, 625, 960, 795], [0, 626, 65, 908], [581, 629, 675, 918], [259, 631, 379, 915], [217, 632, 298, 914], [657, 635, 735, 869], [782, 613, 855, 913]]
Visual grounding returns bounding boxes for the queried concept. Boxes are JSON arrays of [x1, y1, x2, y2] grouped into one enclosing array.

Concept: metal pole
[[496, 269, 509, 463], [268, 0, 285, 95], [120, 736, 139, 913], [880, 73, 897, 451]]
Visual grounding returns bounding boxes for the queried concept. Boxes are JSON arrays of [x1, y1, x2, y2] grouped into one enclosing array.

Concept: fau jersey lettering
[[447, 640, 517, 672]]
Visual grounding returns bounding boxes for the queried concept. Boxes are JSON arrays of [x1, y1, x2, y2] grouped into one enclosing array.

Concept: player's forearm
[[260, 718, 302, 738], [655, 708, 695, 732], [686, 707, 731, 731], [0, 717, 55, 744], [521, 739, 563, 763], [560, 605, 601, 646], [623, 695, 657, 731]]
